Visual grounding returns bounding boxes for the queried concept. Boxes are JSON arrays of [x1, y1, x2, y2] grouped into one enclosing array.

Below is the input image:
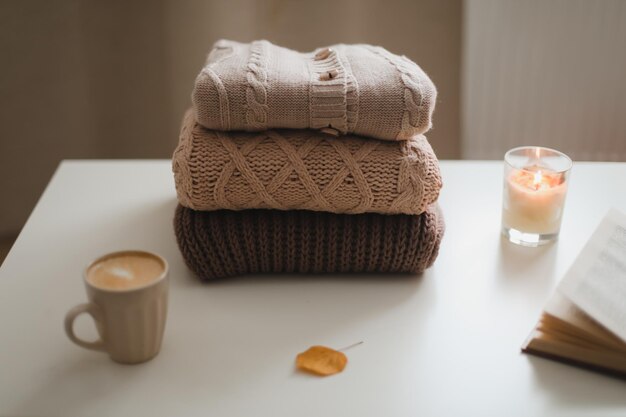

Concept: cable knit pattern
[[192, 39, 437, 141], [245, 40, 269, 130], [174, 203, 445, 280], [172, 110, 442, 215], [364, 45, 435, 140]]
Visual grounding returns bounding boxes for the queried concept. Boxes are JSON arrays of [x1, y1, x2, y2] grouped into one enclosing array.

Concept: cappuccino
[[86, 252, 164, 290], [66, 250, 169, 363]]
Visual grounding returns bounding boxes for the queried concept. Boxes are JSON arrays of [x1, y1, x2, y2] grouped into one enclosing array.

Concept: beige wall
[[0, 1, 178, 236], [0, 0, 462, 235], [462, 0, 626, 160], [163, 0, 462, 157]]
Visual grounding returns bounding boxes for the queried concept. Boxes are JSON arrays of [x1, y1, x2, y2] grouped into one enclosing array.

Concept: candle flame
[[533, 170, 542, 190], [513, 167, 561, 191]]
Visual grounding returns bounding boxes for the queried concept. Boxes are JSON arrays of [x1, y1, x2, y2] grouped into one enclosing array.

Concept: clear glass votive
[[501, 146, 573, 247]]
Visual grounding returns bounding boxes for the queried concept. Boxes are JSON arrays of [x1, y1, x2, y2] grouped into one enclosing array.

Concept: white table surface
[[1, 160, 625, 417]]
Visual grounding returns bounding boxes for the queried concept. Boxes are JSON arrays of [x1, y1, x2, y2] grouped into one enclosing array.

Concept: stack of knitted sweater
[[172, 40, 444, 280]]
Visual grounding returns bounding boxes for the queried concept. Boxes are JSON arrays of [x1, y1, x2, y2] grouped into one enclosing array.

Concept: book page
[[559, 208, 626, 343], [543, 292, 625, 350]]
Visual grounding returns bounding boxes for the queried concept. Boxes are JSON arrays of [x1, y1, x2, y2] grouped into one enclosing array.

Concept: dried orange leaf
[[296, 345, 347, 376]]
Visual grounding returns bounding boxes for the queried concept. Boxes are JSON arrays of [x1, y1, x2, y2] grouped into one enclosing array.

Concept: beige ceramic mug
[[64, 250, 169, 364]]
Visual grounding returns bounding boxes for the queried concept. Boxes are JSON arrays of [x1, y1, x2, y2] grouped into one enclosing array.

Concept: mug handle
[[64, 303, 106, 351]]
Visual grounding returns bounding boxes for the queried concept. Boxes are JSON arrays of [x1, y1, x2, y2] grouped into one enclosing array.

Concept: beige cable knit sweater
[[173, 110, 442, 215], [192, 40, 437, 141]]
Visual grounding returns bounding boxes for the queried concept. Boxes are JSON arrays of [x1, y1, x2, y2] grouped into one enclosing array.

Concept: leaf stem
[[338, 341, 364, 351]]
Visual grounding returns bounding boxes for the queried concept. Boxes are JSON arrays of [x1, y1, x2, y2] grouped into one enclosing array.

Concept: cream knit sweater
[[192, 40, 437, 141]]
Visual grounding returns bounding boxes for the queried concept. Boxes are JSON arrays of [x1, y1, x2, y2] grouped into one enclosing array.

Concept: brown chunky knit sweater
[[174, 204, 444, 280], [192, 40, 437, 141], [173, 110, 442, 215]]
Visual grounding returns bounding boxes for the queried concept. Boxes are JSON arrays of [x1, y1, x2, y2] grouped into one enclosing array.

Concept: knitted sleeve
[[191, 40, 437, 141]]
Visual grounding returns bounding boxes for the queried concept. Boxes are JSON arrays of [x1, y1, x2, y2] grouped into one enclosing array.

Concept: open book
[[522, 208, 626, 378]]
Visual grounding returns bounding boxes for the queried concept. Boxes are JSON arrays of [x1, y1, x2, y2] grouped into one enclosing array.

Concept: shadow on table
[[173, 268, 437, 333], [494, 236, 560, 294], [525, 355, 626, 407], [7, 354, 151, 416], [169, 263, 439, 390]]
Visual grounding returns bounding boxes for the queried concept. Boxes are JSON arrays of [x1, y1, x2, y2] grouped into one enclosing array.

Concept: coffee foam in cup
[[86, 253, 164, 290]]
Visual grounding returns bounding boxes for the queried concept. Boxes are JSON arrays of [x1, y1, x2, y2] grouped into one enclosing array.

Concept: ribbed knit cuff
[[174, 204, 445, 280]]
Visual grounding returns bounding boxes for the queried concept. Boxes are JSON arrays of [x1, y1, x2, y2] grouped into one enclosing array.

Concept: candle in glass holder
[[501, 146, 572, 246]]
